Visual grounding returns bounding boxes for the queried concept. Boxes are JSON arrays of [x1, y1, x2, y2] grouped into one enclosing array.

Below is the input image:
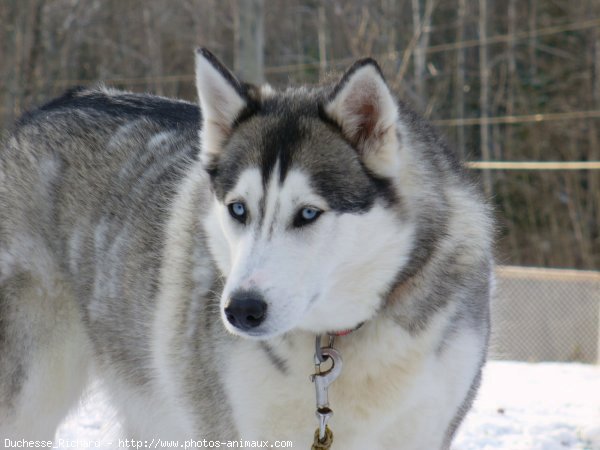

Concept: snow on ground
[[54, 361, 600, 449], [453, 361, 600, 450]]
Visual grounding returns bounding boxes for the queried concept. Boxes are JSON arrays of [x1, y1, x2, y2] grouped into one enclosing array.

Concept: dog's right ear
[[195, 48, 249, 170]]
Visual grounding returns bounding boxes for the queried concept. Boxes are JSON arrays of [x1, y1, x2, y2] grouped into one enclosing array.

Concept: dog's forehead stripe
[[258, 114, 303, 187], [259, 162, 283, 236]]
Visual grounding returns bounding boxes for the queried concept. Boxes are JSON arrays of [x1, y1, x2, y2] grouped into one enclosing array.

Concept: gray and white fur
[[0, 49, 493, 449]]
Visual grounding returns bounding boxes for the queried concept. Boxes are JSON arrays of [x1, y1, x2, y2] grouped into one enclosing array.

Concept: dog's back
[[0, 87, 203, 438]]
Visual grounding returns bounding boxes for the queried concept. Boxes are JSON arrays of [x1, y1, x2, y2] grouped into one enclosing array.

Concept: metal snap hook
[[311, 344, 343, 443]]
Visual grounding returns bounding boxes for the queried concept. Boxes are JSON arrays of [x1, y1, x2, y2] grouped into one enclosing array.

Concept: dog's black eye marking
[[228, 201, 248, 224], [293, 206, 323, 228]]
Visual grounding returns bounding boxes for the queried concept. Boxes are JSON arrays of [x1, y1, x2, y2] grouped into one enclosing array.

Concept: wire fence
[[490, 266, 600, 364]]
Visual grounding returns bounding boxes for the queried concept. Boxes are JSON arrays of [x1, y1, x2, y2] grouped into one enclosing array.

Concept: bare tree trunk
[[503, 0, 521, 262], [412, 0, 422, 97], [208, 0, 217, 48], [295, 5, 303, 71], [12, 3, 25, 117], [317, 3, 327, 80], [412, 0, 433, 106], [0, 1, 17, 131], [384, 0, 397, 56], [479, 0, 492, 197], [588, 0, 600, 268], [143, 5, 164, 95], [454, 0, 466, 160], [565, 146, 593, 268], [506, 0, 517, 155], [234, 0, 264, 85], [22, 0, 45, 107], [529, 0, 537, 81]]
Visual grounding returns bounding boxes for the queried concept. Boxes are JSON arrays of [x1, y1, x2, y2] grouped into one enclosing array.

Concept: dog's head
[[195, 49, 415, 339]]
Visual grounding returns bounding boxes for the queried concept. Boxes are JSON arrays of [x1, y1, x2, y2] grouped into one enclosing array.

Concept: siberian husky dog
[[0, 49, 493, 449]]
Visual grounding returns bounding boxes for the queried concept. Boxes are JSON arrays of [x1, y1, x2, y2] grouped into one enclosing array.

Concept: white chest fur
[[223, 312, 482, 450]]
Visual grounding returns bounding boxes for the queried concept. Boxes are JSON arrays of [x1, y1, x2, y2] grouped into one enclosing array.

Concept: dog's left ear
[[324, 59, 400, 177], [195, 48, 252, 170]]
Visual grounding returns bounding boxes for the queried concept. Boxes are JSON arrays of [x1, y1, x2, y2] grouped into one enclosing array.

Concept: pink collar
[[328, 322, 364, 337]]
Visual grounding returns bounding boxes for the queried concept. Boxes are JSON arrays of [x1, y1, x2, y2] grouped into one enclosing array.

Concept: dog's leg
[[0, 269, 91, 441]]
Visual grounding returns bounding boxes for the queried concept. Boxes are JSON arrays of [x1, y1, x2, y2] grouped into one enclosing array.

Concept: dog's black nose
[[224, 291, 267, 330]]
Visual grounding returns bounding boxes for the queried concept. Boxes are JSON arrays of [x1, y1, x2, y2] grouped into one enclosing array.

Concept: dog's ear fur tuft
[[195, 48, 249, 170], [324, 59, 400, 177]]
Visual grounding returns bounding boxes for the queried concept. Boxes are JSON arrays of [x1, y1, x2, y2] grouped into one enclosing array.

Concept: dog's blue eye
[[294, 207, 322, 228], [228, 202, 247, 223], [232, 203, 245, 216], [302, 208, 318, 220]]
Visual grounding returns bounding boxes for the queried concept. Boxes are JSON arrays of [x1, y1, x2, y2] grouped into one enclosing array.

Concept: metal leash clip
[[310, 335, 343, 448]]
